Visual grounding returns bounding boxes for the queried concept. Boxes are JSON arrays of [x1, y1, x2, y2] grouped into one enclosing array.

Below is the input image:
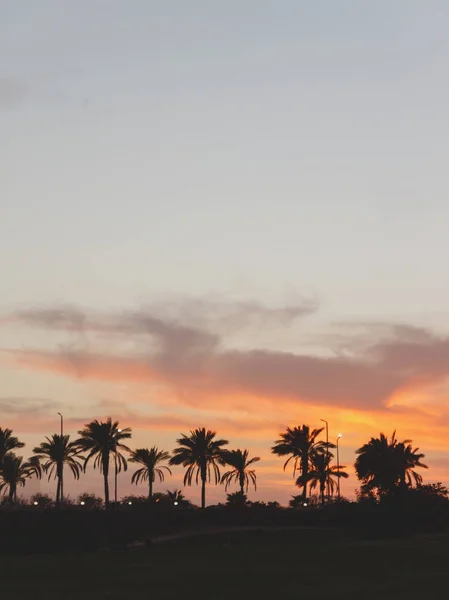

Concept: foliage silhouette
[[299, 451, 348, 505], [226, 491, 249, 507], [129, 447, 171, 499], [272, 425, 328, 500], [76, 418, 132, 506], [77, 492, 103, 508], [30, 493, 54, 508], [121, 494, 149, 505], [415, 482, 449, 498], [0, 453, 42, 503], [355, 432, 427, 497], [166, 489, 192, 507], [221, 449, 260, 494], [33, 434, 84, 505], [0, 428, 24, 465], [170, 428, 228, 508]]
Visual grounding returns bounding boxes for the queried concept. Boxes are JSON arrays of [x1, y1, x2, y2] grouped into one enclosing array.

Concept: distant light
[[128, 501, 132, 505], [338, 433, 343, 438], [174, 501, 179, 506], [80, 501, 85, 506], [303, 503, 308, 507], [33, 501, 38, 506], [118, 428, 122, 433], [155, 498, 160, 503]]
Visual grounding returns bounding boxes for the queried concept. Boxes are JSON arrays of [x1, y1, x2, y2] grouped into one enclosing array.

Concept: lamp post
[[114, 428, 122, 505], [57, 413, 64, 504], [337, 434, 342, 501], [320, 419, 330, 503]]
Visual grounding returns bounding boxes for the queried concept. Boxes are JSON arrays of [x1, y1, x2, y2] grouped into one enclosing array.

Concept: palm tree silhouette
[[301, 451, 348, 504], [355, 431, 428, 497], [0, 453, 42, 504], [169, 428, 228, 509], [0, 428, 25, 465], [33, 434, 84, 505], [396, 440, 428, 488], [272, 425, 328, 501], [167, 489, 186, 505], [76, 418, 132, 506], [221, 449, 260, 494], [129, 447, 172, 500]]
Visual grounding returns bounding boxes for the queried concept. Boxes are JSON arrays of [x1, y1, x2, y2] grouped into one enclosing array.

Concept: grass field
[[1, 528, 447, 599]]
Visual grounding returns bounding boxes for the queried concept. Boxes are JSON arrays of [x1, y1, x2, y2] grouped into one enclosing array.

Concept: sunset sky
[[2, 0, 449, 505]]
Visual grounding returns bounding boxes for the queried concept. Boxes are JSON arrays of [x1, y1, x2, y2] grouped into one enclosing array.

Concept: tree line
[[0, 420, 428, 508]]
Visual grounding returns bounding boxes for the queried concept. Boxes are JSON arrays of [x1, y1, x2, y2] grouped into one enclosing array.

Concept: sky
[[2, 0, 449, 505]]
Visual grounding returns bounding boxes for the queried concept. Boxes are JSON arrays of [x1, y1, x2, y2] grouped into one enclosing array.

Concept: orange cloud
[[4, 303, 449, 503]]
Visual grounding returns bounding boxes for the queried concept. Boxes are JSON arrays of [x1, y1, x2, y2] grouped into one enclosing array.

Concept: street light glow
[[128, 501, 132, 505], [174, 501, 179, 506], [338, 433, 343, 438], [80, 501, 85, 506], [33, 501, 38, 506]]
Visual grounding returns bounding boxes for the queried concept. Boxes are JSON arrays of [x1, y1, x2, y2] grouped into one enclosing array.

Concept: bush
[[30, 493, 54, 508], [226, 492, 249, 508], [77, 493, 103, 509]]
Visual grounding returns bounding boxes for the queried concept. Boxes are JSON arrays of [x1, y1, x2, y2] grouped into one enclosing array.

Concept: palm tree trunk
[[320, 480, 325, 505], [302, 455, 308, 501], [240, 473, 245, 495], [201, 477, 206, 509], [9, 483, 15, 504], [60, 464, 64, 505], [149, 477, 153, 500], [104, 472, 109, 506], [56, 476, 61, 505], [103, 452, 110, 507]]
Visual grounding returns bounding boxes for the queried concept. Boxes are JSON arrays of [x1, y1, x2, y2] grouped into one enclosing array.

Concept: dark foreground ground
[[1, 528, 448, 599]]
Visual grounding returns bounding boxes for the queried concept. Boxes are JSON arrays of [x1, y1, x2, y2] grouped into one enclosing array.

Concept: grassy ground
[[1, 528, 447, 599]]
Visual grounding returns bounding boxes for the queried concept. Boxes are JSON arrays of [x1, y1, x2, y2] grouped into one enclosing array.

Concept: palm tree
[[221, 449, 260, 494], [272, 425, 328, 501], [169, 428, 228, 508], [396, 440, 428, 489], [33, 434, 84, 505], [355, 432, 395, 496], [167, 489, 187, 505], [0, 428, 25, 465], [0, 453, 42, 504], [75, 418, 132, 506], [355, 431, 428, 497], [302, 451, 349, 504], [129, 447, 172, 499]]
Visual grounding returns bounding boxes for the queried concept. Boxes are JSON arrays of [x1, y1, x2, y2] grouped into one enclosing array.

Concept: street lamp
[[320, 419, 330, 503], [57, 412, 63, 437], [115, 428, 122, 505], [57, 413, 64, 504], [337, 434, 342, 501]]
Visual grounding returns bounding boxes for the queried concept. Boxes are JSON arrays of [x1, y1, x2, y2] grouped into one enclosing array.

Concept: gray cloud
[[6, 302, 449, 412], [0, 397, 62, 417], [5, 343, 404, 411], [12, 296, 317, 335]]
